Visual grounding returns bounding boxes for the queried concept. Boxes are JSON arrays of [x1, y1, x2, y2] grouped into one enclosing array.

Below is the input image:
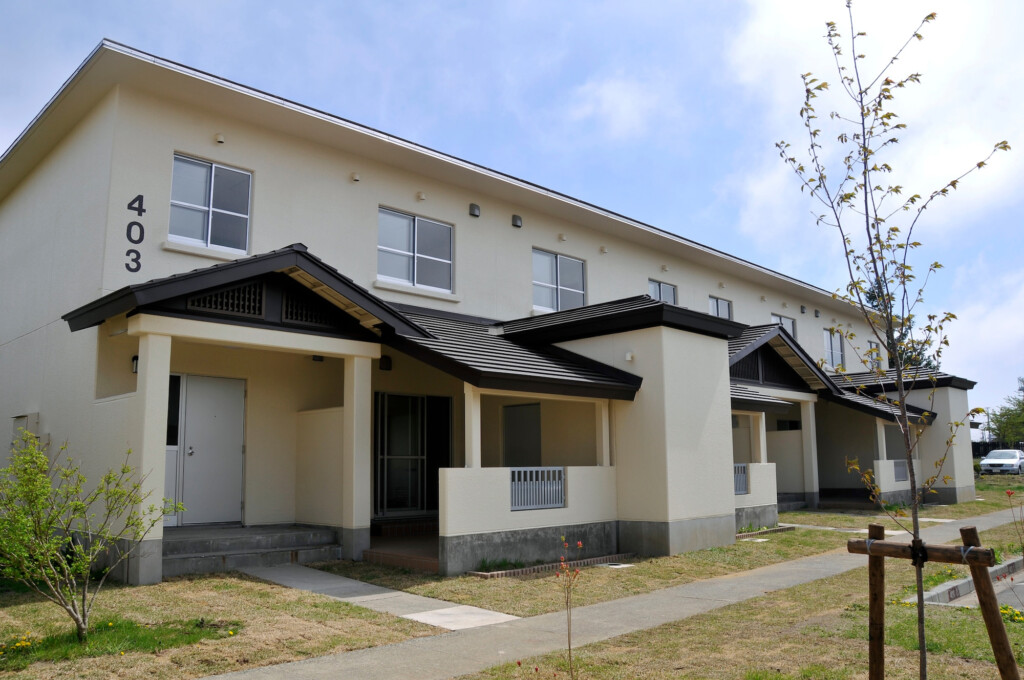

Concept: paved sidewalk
[[210, 508, 1016, 680]]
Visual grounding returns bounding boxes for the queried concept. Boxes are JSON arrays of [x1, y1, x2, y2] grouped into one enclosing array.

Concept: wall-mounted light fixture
[[782, 302, 789, 309], [661, 265, 669, 272], [760, 295, 767, 302], [311, 355, 325, 362], [800, 305, 807, 314], [379, 355, 393, 371], [718, 281, 726, 289], [599, 246, 608, 254], [350, 172, 361, 182], [469, 203, 481, 217], [214, 133, 225, 144], [131, 355, 139, 374], [558, 233, 567, 242], [511, 215, 523, 228], [416, 191, 426, 201], [624, 351, 635, 362], [814, 309, 821, 318]]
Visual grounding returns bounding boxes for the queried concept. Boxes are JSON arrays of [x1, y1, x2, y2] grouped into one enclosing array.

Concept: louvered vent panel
[[283, 293, 332, 327], [730, 353, 760, 382], [187, 281, 264, 318]]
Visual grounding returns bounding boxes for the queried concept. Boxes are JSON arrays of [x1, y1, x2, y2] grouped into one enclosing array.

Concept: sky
[[1, 1, 1021, 427]]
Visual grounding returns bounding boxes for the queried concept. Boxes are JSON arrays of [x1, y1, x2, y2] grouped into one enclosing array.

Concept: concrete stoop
[[162, 525, 343, 578]]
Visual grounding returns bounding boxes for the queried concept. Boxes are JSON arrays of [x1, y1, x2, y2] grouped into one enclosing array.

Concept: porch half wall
[[438, 466, 617, 575]]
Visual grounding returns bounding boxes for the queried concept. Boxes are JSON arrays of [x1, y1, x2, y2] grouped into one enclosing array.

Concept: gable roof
[[61, 243, 429, 338], [728, 324, 836, 392], [500, 295, 745, 344], [389, 310, 642, 401]]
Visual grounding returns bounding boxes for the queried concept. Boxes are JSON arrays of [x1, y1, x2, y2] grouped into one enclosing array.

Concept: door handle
[[187, 446, 195, 456]]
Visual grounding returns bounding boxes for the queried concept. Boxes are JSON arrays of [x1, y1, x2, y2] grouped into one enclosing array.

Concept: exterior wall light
[[214, 133, 225, 144], [801, 305, 807, 314], [350, 172, 361, 182], [814, 309, 821, 318], [131, 355, 138, 374], [469, 203, 481, 217], [416, 192, 426, 201], [511, 215, 523, 228]]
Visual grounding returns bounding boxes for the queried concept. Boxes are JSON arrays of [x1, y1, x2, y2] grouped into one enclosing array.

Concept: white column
[[875, 419, 888, 461], [341, 356, 372, 559], [800, 400, 819, 508], [752, 412, 768, 465], [596, 400, 611, 466], [132, 332, 171, 585], [464, 383, 482, 468]]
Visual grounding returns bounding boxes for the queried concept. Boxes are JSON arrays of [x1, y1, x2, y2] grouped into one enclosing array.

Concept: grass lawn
[[777, 510, 938, 531], [315, 528, 853, 617], [0, 572, 435, 679], [463, 543, 1024, 679]]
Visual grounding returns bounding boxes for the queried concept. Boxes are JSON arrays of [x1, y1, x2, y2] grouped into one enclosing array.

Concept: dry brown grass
[[0, 572, 436, 679]]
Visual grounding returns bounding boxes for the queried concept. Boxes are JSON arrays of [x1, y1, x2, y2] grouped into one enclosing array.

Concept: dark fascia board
[[843, 373, 977, 394], [818, 389, 934, 426], [503, 303, 745, 345], [730, 326, 841, 395], [385, 335, 641, 401], [62, 245, 430, 338], [731, 397, 794, 414]]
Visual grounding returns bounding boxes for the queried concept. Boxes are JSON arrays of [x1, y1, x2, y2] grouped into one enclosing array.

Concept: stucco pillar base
[[618, 515, 735, 557], [126, 538, 163, 585], [340, 527, 371, 561], [928, 483, 976, 505]]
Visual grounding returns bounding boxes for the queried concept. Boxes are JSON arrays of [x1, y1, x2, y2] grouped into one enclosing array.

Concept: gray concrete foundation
[[929, 483, 977, 505], [340, 527, 371, 560], [618, 514, 735, 557], [735, 504, 779, 532], [438, 521, 616, 576], [127, 538, 163, 585]]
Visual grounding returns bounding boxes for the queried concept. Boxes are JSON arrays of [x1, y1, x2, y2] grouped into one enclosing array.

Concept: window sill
[[373, 279, 461, 303], [161, 240, 242, 262]]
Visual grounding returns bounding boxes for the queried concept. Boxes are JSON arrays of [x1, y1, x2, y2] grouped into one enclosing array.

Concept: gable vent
[[283, 293, 332, 327], [187, 281, 264, 318]]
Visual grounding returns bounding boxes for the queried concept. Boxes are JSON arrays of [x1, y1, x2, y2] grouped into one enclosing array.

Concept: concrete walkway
[[210, 508, 1016, 680]]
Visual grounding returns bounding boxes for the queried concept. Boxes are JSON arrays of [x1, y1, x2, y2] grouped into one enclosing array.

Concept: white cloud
[[563, 72, 674, 142]]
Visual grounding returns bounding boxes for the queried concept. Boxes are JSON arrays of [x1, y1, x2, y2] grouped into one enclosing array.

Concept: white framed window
[[708, 296, 732, 320], [867, 340, 883, 371], [824, 329, 845, 369], [170, 155, 251, 253], [533, 249, 585, 312], [648, 279, 677, 304], [377, 207, 453, 293], [771, 313, 796, 338]]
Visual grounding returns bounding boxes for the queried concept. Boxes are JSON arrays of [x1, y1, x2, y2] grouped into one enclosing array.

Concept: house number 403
[[125, 194, 146, 272]]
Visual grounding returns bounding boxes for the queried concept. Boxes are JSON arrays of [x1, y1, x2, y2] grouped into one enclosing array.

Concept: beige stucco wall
[[732, 415, 752, 464], [735, 462, 777, 510], [815, 400, 877, 489], [170, 341, 345, 524], [480, 396, 598, 467], [767, 430, 804, 494], [559, 326, 734, 527], [904, 386, 975, 500], [91, 87, 867, 367], [296, 407, 345, 526], [439, 465, 616, 536]]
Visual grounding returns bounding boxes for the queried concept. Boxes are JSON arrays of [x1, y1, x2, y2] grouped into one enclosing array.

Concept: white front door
[[180, 376, 245, 524]]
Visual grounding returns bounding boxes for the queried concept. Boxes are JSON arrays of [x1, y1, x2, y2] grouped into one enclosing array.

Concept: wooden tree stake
[[961, 526, 1020, 680], [868, 523, 886, 680]]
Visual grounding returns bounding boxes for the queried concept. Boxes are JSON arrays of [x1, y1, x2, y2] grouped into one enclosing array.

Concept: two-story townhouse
[[0, 41, 976, 584]]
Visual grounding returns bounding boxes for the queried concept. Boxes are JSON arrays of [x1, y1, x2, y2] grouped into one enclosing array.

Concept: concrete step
[[163, 544, 342, 578], [163, 525, 339, 556]]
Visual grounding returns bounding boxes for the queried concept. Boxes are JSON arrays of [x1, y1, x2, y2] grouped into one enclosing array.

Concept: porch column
[[341, 356, 372, 560], [875, 419, 888, 461], [464, 383, 481, 468], [752, 412, 768, 465], [800, 400, 820, 509], [596, 400, 611, 466], [130, 332, 171, 585]]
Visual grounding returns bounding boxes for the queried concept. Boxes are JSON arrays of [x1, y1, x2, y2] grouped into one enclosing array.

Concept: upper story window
[[824, 329, 845, 370], [648, 279, 677, 304], [771, 313, 796, 338], [533, 249, 584, 312], [708, 295, 732, 320], [377, 208, 453, 293], [867, 340, 883, 371], [170, 155, 251, 253]]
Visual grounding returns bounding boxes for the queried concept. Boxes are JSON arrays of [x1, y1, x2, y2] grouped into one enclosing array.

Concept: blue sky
[[2, 1, 1021, 423]]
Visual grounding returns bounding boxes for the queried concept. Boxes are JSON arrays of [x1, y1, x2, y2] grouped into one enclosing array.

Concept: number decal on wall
[[125, 249, 142, 272], [124, 195, 146, 272]]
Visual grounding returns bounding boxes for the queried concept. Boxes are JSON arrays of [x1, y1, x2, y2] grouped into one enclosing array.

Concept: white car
[[980, 449, 1024, 475]]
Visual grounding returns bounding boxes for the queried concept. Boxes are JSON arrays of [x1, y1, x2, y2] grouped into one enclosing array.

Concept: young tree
[[776, 4, 1008, 677], [0, 430, 177, 642]]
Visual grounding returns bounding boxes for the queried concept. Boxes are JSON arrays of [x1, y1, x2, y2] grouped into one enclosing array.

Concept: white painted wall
[[439, 465, 616, 536], [767, 430, 804, 494], [735, 463, 777, 510], [296, 407, 345, 526]]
